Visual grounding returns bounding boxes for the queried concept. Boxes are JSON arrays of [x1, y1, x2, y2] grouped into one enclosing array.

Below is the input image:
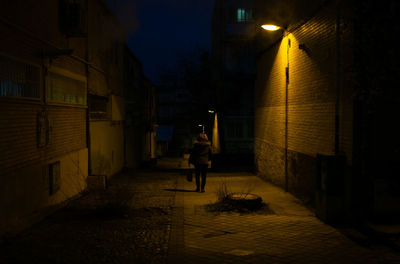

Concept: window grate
[[0, 55, 40, 99]]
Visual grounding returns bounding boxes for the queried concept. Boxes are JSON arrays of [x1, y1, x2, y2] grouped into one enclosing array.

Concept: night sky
[[108, 0, 215, 84]]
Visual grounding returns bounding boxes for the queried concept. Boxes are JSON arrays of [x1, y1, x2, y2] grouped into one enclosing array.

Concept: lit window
[[237, 8, 253, 23], [46, 70, 86, 105], [0, 55, 40, 99]]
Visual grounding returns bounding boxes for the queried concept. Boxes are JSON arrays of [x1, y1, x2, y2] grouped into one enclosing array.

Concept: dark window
[[226, 119, 244, 138], [49, 161, 61, 195], [59, 0, 87, 37], [115, 42, 119, 65], [247, 119, 254, 138], [88, 95, 108, 119]]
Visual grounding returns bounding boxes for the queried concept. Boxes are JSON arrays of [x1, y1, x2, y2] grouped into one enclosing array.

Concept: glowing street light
[[212, 112, 220, 154], [198, 124, 205, 133], [261, 24, 281, 31]]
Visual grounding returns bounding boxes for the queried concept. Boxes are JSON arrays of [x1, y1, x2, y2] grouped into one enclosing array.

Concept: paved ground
[[0, 170, 177, 264], [170, 173, 400, 264], [0, 158, 399, 264]]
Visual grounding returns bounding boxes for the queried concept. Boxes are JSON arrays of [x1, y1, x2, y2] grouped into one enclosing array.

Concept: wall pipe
[[334, 6, 341, 155], [285, 37, 291, 192]]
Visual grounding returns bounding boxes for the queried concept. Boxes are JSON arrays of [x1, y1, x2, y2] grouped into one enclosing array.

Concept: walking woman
[[189, 133, 212, 192]]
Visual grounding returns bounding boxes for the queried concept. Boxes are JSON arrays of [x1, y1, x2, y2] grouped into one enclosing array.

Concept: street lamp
[[261, 23, 290, 192], [198, 124, 205, 133], [261, 24, 281, 31]]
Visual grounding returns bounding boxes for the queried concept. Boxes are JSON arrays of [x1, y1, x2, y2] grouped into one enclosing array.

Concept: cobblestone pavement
[[0, 170, 178, 264], [168, 173, 400, 264], [1, 166, 399, 264]]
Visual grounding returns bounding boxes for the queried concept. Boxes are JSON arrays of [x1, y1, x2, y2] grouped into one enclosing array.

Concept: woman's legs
[[195, 166, 201, 191], [195, 164, 208, 192], [200, 164, 208, 191]]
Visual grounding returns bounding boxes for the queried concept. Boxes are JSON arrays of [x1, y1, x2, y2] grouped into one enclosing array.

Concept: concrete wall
[[89, 121, 124, 177], [87, 0, 126, 178], [0, 148, 88, 235], [125, 124, 144, 168], [255, 2, 354, 201]]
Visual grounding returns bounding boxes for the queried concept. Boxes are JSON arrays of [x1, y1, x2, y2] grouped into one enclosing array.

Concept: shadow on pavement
[[163, 188, 197, 193]]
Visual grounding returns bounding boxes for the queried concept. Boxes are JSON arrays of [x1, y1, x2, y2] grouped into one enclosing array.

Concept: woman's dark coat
[[189, 141, 211, 165]]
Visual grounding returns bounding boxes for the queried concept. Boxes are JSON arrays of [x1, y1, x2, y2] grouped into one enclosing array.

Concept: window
[[225, 118, 254, 139], [48, 161, 61, 195], [46, 69, 86, 105], [0, 55, 40, 99], [88, 95, 108, 119], [237, 8, 253, 23], [226, 119, 244, 139], [59, 0, 87, 37], [247, 118, 254, 138]]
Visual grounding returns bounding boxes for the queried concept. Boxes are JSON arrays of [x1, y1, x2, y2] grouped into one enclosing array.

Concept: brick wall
[[255, 2, 354, 201], [0, 0, 89, 235], [0, 102, 86, 174]]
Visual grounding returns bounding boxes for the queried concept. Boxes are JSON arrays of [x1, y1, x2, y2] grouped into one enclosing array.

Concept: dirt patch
[[205, 192, 275, 214]]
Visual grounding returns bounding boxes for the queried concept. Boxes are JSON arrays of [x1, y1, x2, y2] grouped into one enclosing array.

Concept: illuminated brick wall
[[255, 2, 354, 201]]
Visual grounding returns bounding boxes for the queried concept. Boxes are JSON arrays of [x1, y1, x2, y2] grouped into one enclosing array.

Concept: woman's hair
[[197, 133, 208, 141]]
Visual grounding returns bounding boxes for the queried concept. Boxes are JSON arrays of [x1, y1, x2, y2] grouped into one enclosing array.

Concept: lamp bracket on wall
[[298, 44, 311, 57]]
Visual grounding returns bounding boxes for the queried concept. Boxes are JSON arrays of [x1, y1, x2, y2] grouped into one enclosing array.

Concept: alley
[[2, 1, 400, 263], [1, 160, 399, 264]]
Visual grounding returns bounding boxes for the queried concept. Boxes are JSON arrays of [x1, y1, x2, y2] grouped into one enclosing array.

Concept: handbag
[[188, 153, 195, 166], [186, 171, 193, 182]]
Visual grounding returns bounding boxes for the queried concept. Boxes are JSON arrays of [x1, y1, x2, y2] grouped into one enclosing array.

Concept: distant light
[[198, 124, 203, 127], [208, 110, 215, 113], [261, 24, 280, 31]]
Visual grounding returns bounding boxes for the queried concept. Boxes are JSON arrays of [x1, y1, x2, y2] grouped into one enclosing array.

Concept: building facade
[[211, 0, 256, 156], [123, 47, 157, 169], [254, 0, 400, 222], [87, 0, 126, 185], [0, 0, 155, 236], [157, 86, 194, 156], [0, 0, 89, 235]]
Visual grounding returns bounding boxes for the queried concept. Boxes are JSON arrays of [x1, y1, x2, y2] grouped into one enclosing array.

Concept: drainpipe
[[85, 0, 91, 176], [334, 6, 341, 155], [285, 37, 291, 192]]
